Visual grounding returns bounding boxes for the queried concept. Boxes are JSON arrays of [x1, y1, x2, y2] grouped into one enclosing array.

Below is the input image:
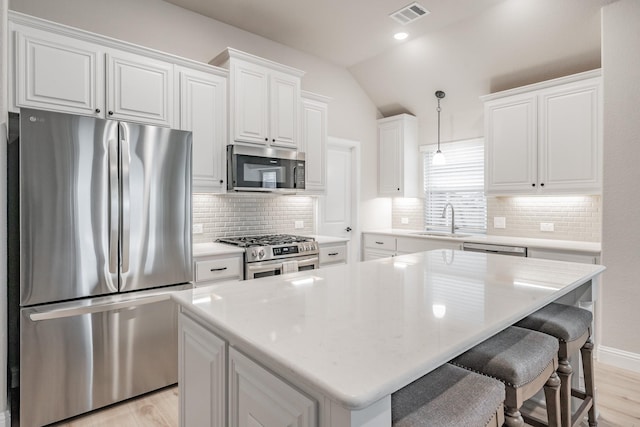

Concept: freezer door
[[119, 122, 192, 292], [19, 108, 119, 306], [19, 285, 187, 427]]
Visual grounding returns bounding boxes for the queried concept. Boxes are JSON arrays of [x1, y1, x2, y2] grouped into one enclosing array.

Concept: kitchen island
[[172, 250, 605, 427]]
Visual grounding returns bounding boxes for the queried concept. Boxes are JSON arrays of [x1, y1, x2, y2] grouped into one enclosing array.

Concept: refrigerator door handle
[[108, 137, 119, 274], [120, 123, 131, 274], [29, 294, 171, 321]]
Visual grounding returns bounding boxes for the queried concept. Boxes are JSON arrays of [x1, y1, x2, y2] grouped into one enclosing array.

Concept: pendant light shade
[[433, 90, 446, 165]]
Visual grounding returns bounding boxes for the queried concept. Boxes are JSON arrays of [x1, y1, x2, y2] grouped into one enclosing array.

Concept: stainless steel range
[[217, 234, 319, 279]]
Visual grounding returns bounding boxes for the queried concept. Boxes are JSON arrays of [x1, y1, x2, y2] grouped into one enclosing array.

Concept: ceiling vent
[[389, 2, 430, 25]]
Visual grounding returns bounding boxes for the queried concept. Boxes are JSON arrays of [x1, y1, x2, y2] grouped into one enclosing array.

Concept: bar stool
[[451, 325, 562, 427], [515, 302, 596, 427], [391, 363, 505, 427]]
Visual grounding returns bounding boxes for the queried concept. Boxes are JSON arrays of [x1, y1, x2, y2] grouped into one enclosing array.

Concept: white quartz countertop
[[193, 242, 245, 257], [364, 229, 601, 253], [173, 250, 605, 410]]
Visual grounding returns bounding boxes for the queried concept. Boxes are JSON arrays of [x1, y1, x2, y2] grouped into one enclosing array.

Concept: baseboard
[[598, 345, 640, 374], [0, 409, 11, 427]]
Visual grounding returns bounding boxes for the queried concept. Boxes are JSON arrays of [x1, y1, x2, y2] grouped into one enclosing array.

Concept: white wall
[[1, 0, 9, 422], [600, 0, 640, 370], [8, 0, 391, 228]]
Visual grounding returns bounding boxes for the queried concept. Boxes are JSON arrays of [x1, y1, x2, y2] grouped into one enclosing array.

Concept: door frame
[[318, 137, 361, 264]]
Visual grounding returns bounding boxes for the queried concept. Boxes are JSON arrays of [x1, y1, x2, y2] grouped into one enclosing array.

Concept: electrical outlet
[[494, 217, 506, 229], [295, 220, 304, 229], [401, 217, 409, 225], [193, 224, 203, 234], [540, 222, 555, 232]]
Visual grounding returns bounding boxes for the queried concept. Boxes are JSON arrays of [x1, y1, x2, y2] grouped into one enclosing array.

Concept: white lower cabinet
[[179, 313, 227, 427], [396, 237, 462, 255], [193, 253, 244, 285], [319, 242, 348, 267], [527, 248, 599, 264], [229, 348, 317, 427], [179, 312, 318, 427], [363, 233, 462, 260]]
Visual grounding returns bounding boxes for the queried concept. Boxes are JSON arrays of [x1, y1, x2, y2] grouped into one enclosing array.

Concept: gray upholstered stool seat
[[391, 363, 505, 427], [451, 325, 561, 427], [516, 302, 596, 427]]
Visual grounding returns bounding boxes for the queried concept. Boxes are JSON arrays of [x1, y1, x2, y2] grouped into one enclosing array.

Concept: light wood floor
[[50, 361, 640, 427]]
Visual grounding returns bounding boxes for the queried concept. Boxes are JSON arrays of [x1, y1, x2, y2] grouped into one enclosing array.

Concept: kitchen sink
[[410, 231, 471, 238]]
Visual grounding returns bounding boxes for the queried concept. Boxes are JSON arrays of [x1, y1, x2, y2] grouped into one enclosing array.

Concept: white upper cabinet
[[106, 50, 173, 127], [378, 114, 420, 197], [210, 48, 304, 149], [483, 70, 602, 195], [301, 91, 330, 193], [13, 25, 105, 116], [176, 66, 227, 193]]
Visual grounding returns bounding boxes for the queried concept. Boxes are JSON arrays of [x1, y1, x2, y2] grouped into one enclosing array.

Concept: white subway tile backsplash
[[391, 195, 601, 242], [193, 193, 315, 243]]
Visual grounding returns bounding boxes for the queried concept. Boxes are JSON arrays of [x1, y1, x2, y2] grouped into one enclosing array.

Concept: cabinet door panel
[[233, 63, 269, 144], [539, 82, 601, 192], [179, 68, 227, 192], [270, 70, 299, 148], [485, 96, 537, 194], [179, 313, 226, 427], [301, 97, 327, 192], [378, 122, 402, 195], [15, 30, 103, 116], [229, 348, 317, 427], [107, 52, 173, 126]]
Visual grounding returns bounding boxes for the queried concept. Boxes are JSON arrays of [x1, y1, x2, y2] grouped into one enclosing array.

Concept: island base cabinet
[[179, 313, 227, 427], [229, 347, 318, 427]]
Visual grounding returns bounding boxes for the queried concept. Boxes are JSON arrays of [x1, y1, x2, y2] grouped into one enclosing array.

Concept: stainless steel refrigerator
[[8, 108, 193, 427]]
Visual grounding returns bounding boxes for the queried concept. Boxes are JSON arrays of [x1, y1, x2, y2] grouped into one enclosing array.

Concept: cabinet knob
[[108, 111, 114, 116], [540, 183, 545, 187], [95, 108, 101, 113], [265, 137, 269, 142], [272, 138, 275, 142], [345, 227, 352, 232], [531, 183, 536, 187], [219, 179, 224, 184]]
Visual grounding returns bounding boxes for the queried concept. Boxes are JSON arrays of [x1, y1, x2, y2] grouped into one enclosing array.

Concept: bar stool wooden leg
[[581, 339, 597, 426], [544, 372, 562, 427], [504, 406, 525, 427], [557, 358, 573, 427]]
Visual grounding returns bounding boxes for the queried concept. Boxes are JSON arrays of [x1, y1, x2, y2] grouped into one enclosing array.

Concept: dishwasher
[[462, 242, 528, 257]]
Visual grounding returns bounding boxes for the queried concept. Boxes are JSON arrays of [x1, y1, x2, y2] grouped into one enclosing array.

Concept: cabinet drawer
[[363, 234, 396, 251], [319, 245, 347, 265], [195, 258, 242, 282]]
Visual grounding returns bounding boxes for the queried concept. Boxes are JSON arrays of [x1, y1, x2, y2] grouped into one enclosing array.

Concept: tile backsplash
[[192, 193, 316, 243], [487, 195, 601, 242], [392, 195, 601, 242]]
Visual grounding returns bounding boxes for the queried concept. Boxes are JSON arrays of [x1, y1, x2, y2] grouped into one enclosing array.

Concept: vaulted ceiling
[[166, 0, 616, 140]]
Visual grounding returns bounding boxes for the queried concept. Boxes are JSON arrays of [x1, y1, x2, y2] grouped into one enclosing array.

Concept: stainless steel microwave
[[227, 145, 306, 193]]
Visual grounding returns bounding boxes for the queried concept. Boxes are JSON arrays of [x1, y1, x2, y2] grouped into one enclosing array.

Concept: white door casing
[[319, 137, 361, 264]]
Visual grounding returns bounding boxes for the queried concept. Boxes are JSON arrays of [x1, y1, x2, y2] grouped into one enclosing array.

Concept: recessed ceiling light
[[394, 32, 409, 40]]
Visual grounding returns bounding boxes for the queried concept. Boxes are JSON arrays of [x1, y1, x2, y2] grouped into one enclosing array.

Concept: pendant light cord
[[437, 98, 441, 152]]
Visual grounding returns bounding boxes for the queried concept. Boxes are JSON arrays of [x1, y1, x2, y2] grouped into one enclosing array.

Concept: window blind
[[422, 138, 486, 233]]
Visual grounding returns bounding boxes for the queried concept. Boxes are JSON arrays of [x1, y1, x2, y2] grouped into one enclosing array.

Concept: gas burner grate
[[217, 234, 314, 248]]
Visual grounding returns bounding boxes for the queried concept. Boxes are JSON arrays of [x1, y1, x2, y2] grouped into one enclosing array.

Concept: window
[[422, 138, 486, 233]]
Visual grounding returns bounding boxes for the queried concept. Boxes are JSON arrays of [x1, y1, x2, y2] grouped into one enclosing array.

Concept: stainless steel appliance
[[227, 144, 306, 193], [462, 242, 528, 257], [8, 108, 193, 427], [217, 234, 319, 279]]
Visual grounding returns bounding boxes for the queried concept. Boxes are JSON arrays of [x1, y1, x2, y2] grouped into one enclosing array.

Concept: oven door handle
[[296, 256, 319, 268], [247, 262, 284, 275]]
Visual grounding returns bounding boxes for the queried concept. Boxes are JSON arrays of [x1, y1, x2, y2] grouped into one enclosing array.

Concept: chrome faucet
[[441, 203, 455, 234]]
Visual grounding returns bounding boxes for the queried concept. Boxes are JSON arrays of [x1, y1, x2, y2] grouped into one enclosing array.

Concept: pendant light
[[432, 90, 446, 165]]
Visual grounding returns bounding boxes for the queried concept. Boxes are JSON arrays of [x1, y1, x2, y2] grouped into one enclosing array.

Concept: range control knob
[[258, 248, 265, 259], [251, 249, 258, 258]]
